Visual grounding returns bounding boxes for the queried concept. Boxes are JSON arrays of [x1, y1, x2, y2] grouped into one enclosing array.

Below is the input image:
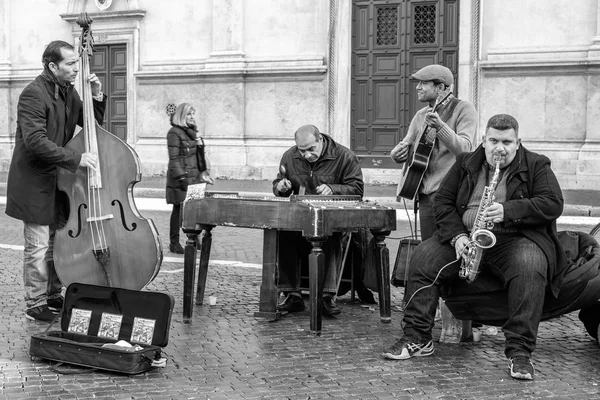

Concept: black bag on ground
[[29, 283, 174, 374], [391, 238, 421, 287]]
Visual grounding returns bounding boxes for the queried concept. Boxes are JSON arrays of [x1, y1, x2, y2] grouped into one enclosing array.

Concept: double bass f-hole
[[111, 199, 137, 231], [68, 200, 137, 238], [68, 203, 88, 238]]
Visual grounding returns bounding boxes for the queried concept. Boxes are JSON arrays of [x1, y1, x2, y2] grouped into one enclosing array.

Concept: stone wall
[[477, 0, 600, 190], [1, 0, 599, 191]]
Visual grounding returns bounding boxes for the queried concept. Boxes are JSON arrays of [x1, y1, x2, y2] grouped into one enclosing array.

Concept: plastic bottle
[[485, 326, 498, 335]]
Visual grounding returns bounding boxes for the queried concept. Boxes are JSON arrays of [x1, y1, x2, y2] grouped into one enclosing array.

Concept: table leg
[[308, 237, 326, 336], [372, 230, 392, 323], [254, 229, 281, 321], [196, 226, 213, 305], [183, 230, 200, 323]]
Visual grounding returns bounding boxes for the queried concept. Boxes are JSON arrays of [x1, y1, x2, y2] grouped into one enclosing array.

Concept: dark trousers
[[417, 192, 436, 241], [169, 203, 182, 244], [277, 231, 342, 295], [402, 233, 547, 358]]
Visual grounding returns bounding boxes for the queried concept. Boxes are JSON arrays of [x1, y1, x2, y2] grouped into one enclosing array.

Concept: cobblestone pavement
[[1, 203, 600, 399]]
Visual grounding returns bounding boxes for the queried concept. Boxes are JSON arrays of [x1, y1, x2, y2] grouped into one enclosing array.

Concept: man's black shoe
[[277, 294, 305, 312], [357, 286, 377, 304], [47, 297, 64, 311], [323, 296, 341, 316], [169, 243, 185, 254], [26, 305, 59, 322]]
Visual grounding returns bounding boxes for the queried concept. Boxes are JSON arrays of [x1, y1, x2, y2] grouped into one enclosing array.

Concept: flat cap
[[411, 64, 454, 86]]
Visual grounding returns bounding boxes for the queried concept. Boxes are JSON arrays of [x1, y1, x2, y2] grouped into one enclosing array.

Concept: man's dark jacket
[[272, 134, 364, 197], [6, 69, 106, 225], [434, 145, 567, 297]]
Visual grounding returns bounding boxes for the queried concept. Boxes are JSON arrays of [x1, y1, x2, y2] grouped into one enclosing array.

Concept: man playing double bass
[[5, 40, 106, 322], [390, 65, 478, 240]]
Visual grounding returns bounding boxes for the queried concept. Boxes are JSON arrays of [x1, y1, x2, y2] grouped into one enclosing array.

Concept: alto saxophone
[[459, 155, 502, 283]]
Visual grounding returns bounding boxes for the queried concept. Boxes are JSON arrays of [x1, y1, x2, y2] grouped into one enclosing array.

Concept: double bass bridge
[[86, 214, 114, 223]]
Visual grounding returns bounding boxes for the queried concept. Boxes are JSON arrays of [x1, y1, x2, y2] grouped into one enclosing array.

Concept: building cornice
[[60, 10, 146, 23], [480, 59, 600, 76], [135, 56, 327, 81]]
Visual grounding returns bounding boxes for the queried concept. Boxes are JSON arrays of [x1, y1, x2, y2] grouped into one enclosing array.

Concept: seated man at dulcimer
[[273, 124, 364, 316], [383, 114, 566, 381]]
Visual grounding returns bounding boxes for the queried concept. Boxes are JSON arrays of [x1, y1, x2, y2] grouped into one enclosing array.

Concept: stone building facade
[[0, 0, 599, 190]]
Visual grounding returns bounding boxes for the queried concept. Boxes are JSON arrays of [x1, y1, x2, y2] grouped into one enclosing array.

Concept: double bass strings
[[79, 25, 108, 256]]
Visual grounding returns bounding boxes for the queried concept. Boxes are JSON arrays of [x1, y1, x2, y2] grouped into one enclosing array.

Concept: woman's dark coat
[[5, 69, 106, 225], [166, 125, 208, 204], [434, 145, 567, 297]]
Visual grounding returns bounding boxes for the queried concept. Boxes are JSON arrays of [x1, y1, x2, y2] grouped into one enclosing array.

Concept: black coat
[[165, 125, 208, 204], [5, 69, 106, 225], [272, 134, 364, 197], [434, 145, 567, 297]]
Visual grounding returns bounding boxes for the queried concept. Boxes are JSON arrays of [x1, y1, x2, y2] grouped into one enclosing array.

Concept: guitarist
[[390, 65, 477, 240]]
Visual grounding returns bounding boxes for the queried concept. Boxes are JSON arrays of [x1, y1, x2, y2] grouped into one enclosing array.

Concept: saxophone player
[[383, 114, 566, 381]]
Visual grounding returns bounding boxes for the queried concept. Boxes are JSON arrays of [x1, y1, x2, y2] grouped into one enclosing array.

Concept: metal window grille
[[376, 7, 398, 46], [413, 4, 436, 44]]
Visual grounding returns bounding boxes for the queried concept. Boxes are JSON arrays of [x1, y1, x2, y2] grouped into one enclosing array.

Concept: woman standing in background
[[165, 103, 213, 254]]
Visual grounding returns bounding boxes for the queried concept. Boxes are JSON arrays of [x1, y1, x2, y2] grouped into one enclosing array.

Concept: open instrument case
[[29, 283, 174, 374]]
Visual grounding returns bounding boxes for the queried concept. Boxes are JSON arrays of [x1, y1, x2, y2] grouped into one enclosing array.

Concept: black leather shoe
[[277, 294, 305, 312], [323, 296, 341, 316], [47, 297, 64, 311], [357, 286, 377, 304], [169, 243, 185, 254]]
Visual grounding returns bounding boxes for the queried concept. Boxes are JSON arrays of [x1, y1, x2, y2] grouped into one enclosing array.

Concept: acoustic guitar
[[396, 86, 453, 200]]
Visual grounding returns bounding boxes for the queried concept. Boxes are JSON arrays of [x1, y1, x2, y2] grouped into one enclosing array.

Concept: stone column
[[578, 0, 600, 189], [0, 0, 11, 77], [329, 0, 351, 147], [204, 0, 248, 178], [588, 0, 600, 59], [0, 0, 11, 167], [206, 0, 245, 68]]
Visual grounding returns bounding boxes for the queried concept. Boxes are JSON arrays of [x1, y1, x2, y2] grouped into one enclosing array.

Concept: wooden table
[[181, 193, 396, 335]]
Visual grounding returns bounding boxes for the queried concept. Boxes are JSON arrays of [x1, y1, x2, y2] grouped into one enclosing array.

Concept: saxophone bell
[[470, 228, 496, 249]]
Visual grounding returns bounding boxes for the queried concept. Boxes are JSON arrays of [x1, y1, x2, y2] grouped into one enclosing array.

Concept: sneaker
[[508, 356, 535, 380], [169, 243, 185, 254], [277, 294, 305, 312], [323, 296, 341, 316], [47, 297, 64, 311], [26, 305, 58, 322], [383, 338, 434, 360]]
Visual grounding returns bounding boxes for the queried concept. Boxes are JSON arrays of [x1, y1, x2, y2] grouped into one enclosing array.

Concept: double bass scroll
[[54, 13, 162, 290]]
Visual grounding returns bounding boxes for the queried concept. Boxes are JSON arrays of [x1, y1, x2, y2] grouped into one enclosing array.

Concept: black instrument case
[[29, 283, 174, 374]]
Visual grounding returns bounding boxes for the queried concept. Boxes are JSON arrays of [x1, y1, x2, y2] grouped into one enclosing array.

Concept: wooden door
[[351, 0, 459, 169], [90, 44, 128, 142]]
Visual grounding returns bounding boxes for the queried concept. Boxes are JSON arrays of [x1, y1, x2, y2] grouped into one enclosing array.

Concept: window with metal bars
[[376, 7, 398, 46], [413, 4, 437, 44]]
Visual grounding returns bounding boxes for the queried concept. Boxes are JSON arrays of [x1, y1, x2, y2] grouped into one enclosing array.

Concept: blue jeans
[[23, 222, 63, 310], [402, 233, 547, 358]]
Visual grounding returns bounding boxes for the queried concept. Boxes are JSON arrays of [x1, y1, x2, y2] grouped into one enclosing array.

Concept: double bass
[[55, 13, 162, 290]]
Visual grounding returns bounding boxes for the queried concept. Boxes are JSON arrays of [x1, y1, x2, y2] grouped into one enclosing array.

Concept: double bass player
[[5, 40, 106, 322]]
